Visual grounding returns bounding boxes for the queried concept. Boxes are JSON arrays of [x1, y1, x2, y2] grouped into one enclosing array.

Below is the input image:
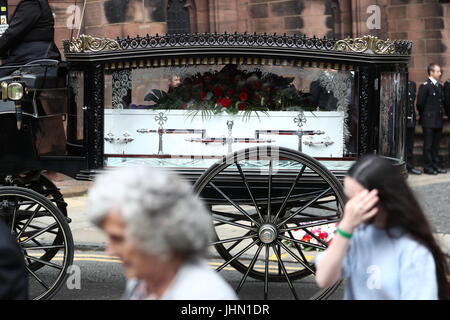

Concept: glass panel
[[379, 72, 406, 161], [103, 63, 357, 170], [68, 70, 85, 142]]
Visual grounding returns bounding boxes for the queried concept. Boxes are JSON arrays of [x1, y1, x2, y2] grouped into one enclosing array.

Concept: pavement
[[53, 172, 450, 254]]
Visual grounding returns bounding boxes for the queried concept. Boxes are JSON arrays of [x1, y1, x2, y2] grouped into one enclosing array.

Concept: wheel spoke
[[210, 234, 255, 246], [309, 203, 340, 213], [213, 216, 257, 231], [278, 234, 327, 250], [209, 182, 260, 226], [277, 240, 316, 275], [211, 210, 260, 223], [226, 231, 253, 252], [23, 202, 38, 211], [23, 254, 63, 270], [264, 245, 269, 300], [25, 264, 50, 290], [286, 229, 310, 267], [303, 228, 329, 247], [267, 159, 273, 223], [20, 222, 58, 244], [216, 239, 259, 272], [22, 244, 65, 250], [16, 205, 41, 239], [236, 163, 264, 223], [10, 197, 18, 232], [236, 243, 264, 294], [271, 244, 299, 300], [277, 187, 332, 227], [279, 218, 340, 232], [272, 164, 306, 223]]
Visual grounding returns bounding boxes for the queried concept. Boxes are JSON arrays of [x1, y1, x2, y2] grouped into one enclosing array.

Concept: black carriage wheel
[[194, 146, 344, 300], [0, 187, 74, 300]]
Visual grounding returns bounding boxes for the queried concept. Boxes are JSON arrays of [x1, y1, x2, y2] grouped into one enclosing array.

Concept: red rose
[[216, 98, 232, 108], [319, 232, 328, 239], [226, 88, 235, 96], [238, 103, 247, 110], [239, 91, 249, 101], [213, 86, 223, 97], [301, 235, 312, 242], [199, 92, 207, 100]]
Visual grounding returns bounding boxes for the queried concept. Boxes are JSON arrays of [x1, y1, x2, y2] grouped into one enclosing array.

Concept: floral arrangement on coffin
[[283, 222, 338, 252], [144, 64, 313, 118]]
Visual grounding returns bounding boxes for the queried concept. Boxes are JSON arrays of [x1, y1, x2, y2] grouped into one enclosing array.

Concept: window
[[167, 0, 191, 34]]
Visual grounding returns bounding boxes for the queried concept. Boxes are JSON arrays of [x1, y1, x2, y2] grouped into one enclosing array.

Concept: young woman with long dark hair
[[315, 155, 450, 300]]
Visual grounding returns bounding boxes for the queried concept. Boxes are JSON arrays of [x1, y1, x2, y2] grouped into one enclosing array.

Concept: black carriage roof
[[63, 33, 412, 67]]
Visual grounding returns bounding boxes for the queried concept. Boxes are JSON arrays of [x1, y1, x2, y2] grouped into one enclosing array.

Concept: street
[[36, 252, 344, 300], [34, 173, 450, 300]]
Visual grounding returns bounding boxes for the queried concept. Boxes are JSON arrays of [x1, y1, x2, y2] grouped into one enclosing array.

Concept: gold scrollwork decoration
[[333, 35, 395, 55], [69, 34, 120, 53]]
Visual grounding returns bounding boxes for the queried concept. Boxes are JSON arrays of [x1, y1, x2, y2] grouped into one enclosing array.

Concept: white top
[[123, 259, 238, 300], [429, 76, 438, 86], [316, 224, 438, 300]]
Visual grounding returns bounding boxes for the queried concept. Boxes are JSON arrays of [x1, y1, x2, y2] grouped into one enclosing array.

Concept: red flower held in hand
[[239, 91, 249, 101]]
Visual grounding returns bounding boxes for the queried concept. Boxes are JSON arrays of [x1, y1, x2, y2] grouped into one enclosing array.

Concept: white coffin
[[104, 110, 345, 158]]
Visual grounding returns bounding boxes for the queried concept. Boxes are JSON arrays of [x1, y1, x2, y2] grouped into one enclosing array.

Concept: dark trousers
[[406, 127, 415, 169], [422, 127, 442, 170]]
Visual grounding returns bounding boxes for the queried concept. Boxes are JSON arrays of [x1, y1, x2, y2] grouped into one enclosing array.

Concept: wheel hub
[[258, 224, 278, 244]]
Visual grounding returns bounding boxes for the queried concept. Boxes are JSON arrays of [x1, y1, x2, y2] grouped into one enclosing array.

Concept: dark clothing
[[444, 80, 450, 120], [0, 0, 60, 78], [423, 127, 442, 169], [406, 81, 417, 169], [406, 127, 416, 170], [0, 41, 60, 78], [416, 79, 445, 128], [309, 80, 338, 111], [417, 78, 445, 170], [0, 220, 28, 299], [0, 0, 55, 56]]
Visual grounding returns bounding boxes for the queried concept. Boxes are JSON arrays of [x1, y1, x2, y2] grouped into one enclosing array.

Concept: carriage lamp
[[6, 82, 25, 130], [7, 82, 24, 101]]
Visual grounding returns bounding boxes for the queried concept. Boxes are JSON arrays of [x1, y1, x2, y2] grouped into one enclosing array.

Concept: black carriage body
[[62, 33, 411, 181], [0, 33, 412, 180], [0, 33, 412, 301]]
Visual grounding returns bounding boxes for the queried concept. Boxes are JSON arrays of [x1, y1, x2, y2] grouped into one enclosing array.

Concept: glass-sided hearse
[[0, 32, 411, 299]]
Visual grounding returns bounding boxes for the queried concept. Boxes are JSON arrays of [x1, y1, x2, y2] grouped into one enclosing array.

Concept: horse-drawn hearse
[[0, 32, 411, 299]]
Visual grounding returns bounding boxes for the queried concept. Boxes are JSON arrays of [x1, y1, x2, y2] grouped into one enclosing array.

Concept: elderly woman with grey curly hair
[[86, 166, 238, 300]]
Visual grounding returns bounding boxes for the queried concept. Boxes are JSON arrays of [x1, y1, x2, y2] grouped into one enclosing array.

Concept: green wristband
[[336, 227, 352, 239]]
